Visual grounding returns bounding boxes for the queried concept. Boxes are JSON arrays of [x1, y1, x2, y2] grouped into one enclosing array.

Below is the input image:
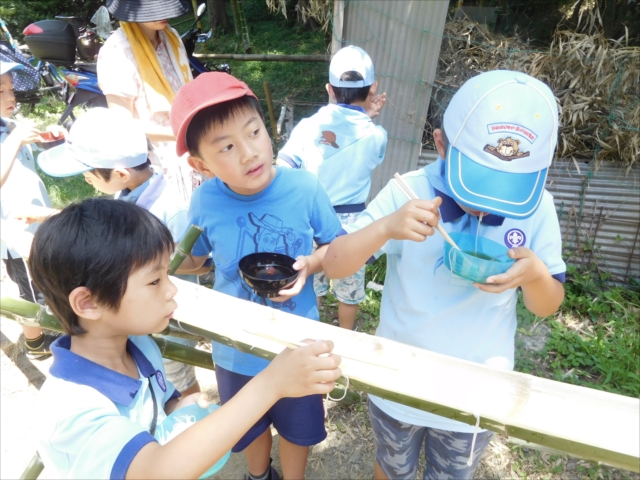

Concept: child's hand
[[9, 123, 41, 146], [367, 92, 387, 119], [474, 247, 548, 293], [44, 124, 67, 139], [270, 255, 311, 302], [383, 197, 442, 242], [165, 392, 210, 414], [266, 340, 342, 398]]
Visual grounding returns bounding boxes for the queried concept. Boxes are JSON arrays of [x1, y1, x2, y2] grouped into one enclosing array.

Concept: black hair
[[331, 71, 371, 105], [185, 95, 265, 156], [91, 158, 152, 182], [28, 198, 174, 335]]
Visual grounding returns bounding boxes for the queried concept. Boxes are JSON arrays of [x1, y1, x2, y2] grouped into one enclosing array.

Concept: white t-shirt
[[343, 161, 566, 432]]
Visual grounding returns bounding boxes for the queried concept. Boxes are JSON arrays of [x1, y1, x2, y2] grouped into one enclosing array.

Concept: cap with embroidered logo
[[443, 70, 558, 219], [170, 72, 257, 156], [329, 45, 374, 88], [37, 107, 148, 177]]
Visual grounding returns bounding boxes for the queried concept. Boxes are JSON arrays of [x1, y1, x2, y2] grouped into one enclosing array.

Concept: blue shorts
[[215, 366, 327, 452]]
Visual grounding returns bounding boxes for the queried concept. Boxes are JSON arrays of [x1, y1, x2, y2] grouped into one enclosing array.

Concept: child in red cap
[[172, 72, 342, 480]]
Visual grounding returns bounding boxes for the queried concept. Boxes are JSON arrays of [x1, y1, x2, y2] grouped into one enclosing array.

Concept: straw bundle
[[428, 12, 640, 170], [265, 0, 332, 31]]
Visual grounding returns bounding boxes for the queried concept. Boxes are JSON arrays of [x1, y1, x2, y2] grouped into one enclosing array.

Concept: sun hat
[[0, 60, 24, 76], [443, 70, 559, 219], [329, 45, 374, 88], [106, 0, 190, 22], [37, 108, 148, 177], [170, 72, 257, 156]]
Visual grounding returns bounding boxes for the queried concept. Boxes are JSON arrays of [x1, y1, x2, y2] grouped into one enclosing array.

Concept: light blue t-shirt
[[278, 103, 387, 207], [343, 159, 566, 432], [37, 335, 179, 479], [188, 167, 341, 376]]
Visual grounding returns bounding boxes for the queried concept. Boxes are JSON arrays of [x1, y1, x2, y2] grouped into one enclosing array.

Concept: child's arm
[[1, 123, 40, 187], [324, 198, 442, 279], [475, 247, 565, 317], [127, 341, 341, 479]]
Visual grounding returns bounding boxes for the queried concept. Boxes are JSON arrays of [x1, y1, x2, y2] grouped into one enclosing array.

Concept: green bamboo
[[151, 336, 214, 370], [234, 0, 251, 52], [169, 224, 204, 275], [193, 53, 329, 62], [18, 452, 44, 480], [229, 0, 241, 36]]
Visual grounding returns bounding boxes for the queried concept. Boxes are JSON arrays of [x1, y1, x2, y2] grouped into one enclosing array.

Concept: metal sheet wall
[[418, 153, 640, 283], [332, 0, 449, 198]]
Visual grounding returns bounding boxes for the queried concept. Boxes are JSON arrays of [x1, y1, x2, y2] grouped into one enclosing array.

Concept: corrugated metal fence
[[419, 152, 640, 284], [331, 0, 449, 198]]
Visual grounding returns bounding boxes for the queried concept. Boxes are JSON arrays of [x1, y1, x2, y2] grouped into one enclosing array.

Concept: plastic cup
[[443, 232, 515, 284], [155, 403, 231, 478]]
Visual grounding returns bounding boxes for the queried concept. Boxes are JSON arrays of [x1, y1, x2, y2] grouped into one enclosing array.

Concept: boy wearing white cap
[[1, 60, 60, 358], [38, 107, 206, 396], [323, 70, 566, 479], [277, 45, 388, 330]]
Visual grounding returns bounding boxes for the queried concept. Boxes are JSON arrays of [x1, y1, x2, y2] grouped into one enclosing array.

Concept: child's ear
[[368, 80, 379, 96], [433, 129, 447, 159], [326, 83, 337, 101], [113, 168, 131, 184], [187, 155, 215, 179], [68, 286, 102, 321]]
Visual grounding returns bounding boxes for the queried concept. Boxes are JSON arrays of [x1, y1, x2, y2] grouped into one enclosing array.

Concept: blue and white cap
[[38, 107, 148, 177], [329, 45, 374, 88], [443, 70, 558, 219], [0, 60, 24, 76]]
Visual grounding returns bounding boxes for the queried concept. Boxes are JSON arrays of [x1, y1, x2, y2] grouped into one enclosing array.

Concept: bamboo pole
[[169, 224, 203, 275], [167, 278, 640, 472], [18, 452, 43, 480], [235, 0, 251, 52], [229, 0, 241, 36], [263, 82, 278, 139], [191, 0, 203, 30], [192, 53, 329, 62]]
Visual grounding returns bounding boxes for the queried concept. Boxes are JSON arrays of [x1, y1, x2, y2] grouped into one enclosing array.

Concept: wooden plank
[[171, 278, 640, 472]]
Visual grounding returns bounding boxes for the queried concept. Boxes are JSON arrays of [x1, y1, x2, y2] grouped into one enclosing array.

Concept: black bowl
[[238, 252, 299, 298]]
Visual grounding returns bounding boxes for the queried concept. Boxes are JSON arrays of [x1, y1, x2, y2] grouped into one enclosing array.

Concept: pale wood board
[[171, 278, 640, 472]]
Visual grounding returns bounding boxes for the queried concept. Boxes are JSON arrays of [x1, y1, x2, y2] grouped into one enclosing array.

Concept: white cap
[[329, 45, 374, 88], [38, 108, 148, 177], [443, 70, 559, 219]]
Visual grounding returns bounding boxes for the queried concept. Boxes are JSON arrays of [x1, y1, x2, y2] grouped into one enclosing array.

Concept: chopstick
[[392, 173, 461, 251]]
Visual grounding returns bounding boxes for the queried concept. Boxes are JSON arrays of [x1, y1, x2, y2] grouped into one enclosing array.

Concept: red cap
[[170, 72, 257, 156]]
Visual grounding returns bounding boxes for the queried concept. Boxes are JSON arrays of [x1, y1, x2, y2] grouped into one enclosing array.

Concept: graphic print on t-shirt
[[219, 212, 304, 311]]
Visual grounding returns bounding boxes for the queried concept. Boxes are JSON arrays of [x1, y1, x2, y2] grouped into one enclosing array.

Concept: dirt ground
[[1, 266, 638, 480]]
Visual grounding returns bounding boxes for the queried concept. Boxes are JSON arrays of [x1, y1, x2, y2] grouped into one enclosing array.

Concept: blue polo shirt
[[37, 335, 179, 479], [277, 103, 387, 208], [342, 159, 566, 432]]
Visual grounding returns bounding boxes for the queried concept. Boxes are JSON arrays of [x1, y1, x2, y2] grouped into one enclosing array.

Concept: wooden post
[[263, 82, 278, 140]]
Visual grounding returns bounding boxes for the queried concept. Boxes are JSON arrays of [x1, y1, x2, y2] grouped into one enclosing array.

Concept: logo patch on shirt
[[483, 137, 530, 162], [155, 370, 167, 392], [319, 130, 339, 149], [504, 228, 526, 248]]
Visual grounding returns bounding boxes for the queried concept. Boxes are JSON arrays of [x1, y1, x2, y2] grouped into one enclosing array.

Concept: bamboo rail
[[193, 53, 329, 62]]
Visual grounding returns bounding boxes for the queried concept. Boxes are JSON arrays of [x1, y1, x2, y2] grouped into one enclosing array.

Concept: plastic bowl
[[35, 131, 65, 150], [155, 403, 231, 478], [238, 252, 299, 298], [443, 232, 515, 284]]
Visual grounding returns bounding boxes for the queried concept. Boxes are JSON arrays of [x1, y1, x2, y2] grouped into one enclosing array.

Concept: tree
[[206, 0, 232, 35]]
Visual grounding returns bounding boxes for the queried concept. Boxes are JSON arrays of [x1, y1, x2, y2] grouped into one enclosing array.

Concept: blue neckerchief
[[337, 103, 367, 114]]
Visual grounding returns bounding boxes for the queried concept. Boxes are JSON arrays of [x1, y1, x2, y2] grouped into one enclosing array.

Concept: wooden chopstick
[[392, 173, 461, 251], [244, 329, 399, 370]]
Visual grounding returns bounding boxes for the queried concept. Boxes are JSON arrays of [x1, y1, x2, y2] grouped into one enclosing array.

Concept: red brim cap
[[171, 72, 257, 156]]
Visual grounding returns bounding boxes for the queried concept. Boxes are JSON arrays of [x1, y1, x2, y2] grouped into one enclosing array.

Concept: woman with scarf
[[97, 0, 201, 203]]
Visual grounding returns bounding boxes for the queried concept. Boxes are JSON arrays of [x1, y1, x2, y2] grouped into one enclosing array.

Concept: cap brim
[[0, 62, 25, 76], [446, 146, 547, 219], [37, 143, 92, 177]]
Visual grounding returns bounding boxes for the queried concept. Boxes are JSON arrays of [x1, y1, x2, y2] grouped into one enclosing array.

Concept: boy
[[277, 45, 388, 330], [1, 60, 59, 358], [172, 72, 342, 480], [37, 107, 206, 396], [323, 70, 566, 479], [29, 197, 342, 479]]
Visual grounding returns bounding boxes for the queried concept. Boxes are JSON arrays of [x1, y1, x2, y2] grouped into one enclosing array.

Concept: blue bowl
[[155, 403, 231, 478], [443, 232, 515, 284]]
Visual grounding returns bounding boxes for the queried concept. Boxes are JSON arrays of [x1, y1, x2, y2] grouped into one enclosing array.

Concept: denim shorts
[[216, 365, 327, 452], [314, 211, 366, 305], [368, 399, 493, 480]]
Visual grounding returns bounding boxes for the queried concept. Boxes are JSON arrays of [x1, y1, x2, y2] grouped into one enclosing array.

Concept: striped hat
[[106, 0, 190, 22]]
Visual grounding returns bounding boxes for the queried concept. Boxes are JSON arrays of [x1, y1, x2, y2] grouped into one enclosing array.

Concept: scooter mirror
[[197, 4, 206, 17]]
